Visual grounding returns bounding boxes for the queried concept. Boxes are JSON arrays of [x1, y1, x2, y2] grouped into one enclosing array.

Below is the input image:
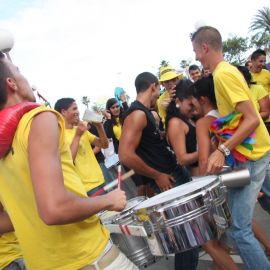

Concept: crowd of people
[[0, 25, 270, 270]]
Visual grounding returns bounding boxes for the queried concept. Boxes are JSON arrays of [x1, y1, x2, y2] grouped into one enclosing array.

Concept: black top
[[88, 125, 105, 163], [124, 101, 177, 174], [183, 119, 198, 167]]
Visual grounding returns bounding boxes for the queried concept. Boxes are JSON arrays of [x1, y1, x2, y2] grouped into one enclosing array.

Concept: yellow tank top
[[112, 118, 122, 140], [0, 106, 109, 270], [0, 232, 22, 269]]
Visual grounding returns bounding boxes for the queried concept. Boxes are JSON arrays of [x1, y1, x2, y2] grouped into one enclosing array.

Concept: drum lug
[[220, 185, 228, 193], [203, 196, 212, 209], [143, 220, 154, 236]]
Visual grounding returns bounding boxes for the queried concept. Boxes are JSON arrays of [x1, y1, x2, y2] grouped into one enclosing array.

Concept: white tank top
[[205, 109, 219, 118]]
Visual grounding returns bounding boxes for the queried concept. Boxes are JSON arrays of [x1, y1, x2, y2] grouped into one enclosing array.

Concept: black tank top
[[183, 119, 198, 167], [124, 101, 177, 174]]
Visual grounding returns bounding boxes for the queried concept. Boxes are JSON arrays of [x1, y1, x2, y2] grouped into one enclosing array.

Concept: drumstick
[[117, 165, 122, 189], [90, 169, 135, 197]]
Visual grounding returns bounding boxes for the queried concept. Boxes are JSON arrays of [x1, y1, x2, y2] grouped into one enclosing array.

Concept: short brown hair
[[191, 26, 222, 51], [0, 53, 13, 108]]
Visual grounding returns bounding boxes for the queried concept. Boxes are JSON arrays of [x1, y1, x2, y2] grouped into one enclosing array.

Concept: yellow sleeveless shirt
[[0, 106, 109, 270]]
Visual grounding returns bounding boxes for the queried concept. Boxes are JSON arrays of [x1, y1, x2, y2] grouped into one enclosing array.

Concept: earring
[[176, 103, 179, 108]]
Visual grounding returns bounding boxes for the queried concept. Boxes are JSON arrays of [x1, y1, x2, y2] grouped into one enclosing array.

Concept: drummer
[[0, 53, 137, 270], [119, 71, 199, 270]]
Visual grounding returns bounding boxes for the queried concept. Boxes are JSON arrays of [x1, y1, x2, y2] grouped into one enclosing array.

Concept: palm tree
[[250, 6, 270, 34], [179, 59, 191, 78], [160, 60, 169, 67], [81, 96, 90, 108], [249, 6, 270, 53]]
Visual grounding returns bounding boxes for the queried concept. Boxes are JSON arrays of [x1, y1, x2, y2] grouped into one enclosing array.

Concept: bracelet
[[217, 148, 225, 156]]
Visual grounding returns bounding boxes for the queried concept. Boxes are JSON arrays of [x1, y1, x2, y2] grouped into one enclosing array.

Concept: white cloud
[[0, 0, 269, 112]]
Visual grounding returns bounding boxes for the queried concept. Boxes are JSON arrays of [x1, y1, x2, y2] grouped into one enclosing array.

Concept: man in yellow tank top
[[0, 53, 137, 270], [192, 26, 270, 270], [54, 98, 108, 194]]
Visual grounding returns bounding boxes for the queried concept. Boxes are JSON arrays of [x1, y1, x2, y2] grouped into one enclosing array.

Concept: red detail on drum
[[124, 225, 131, 235], [119, 224, 131, 235], [119, 225, 126, 234]]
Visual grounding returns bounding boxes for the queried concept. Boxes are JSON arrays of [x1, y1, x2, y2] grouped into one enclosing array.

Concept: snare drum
[[99, 197, 158, 268], [134, 176, 231, 255]]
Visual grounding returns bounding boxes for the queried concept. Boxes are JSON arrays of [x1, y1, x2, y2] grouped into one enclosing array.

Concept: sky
[[0, 0, 269, 112]]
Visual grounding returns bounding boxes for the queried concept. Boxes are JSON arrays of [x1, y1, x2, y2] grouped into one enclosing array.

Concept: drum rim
[[135, 176, 221, 211], [101, 196, 146, 224]]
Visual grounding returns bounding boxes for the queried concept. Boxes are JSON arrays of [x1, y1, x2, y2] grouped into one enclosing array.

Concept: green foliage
[[91, 102, 103, 113], [180, 59, 189, 69], [157, 60, 170, 78], [222, 36, 251, 65], [81, 96, 90, 108], [249, 6, 270, 34], [249, 7, 270, 50], [179, 59, 192, 78], [160, 60, 169, 67], [250, 32, 270, 49], [249, 7, 270, 49]]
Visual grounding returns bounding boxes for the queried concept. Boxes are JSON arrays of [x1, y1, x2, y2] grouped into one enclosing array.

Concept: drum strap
[[81, 240, 119, 270]]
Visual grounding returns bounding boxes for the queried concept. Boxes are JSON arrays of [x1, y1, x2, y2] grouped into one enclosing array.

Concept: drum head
[[134, 176, 217, 210]]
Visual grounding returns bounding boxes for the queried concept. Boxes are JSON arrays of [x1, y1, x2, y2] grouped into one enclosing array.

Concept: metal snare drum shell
[[99, 196, 159, 268], [134, 176, 232, 255]]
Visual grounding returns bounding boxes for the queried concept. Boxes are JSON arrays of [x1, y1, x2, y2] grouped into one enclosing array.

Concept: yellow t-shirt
[[0, 232, 22, 269], [251, 69, 270, 95], [0, 107, 109, 270], [112, 118, 122, 140], [157, 91, 170, 126], [213, 61, 270, 160], [65, 128, 105, 191], [250, 84, 270, 123]]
